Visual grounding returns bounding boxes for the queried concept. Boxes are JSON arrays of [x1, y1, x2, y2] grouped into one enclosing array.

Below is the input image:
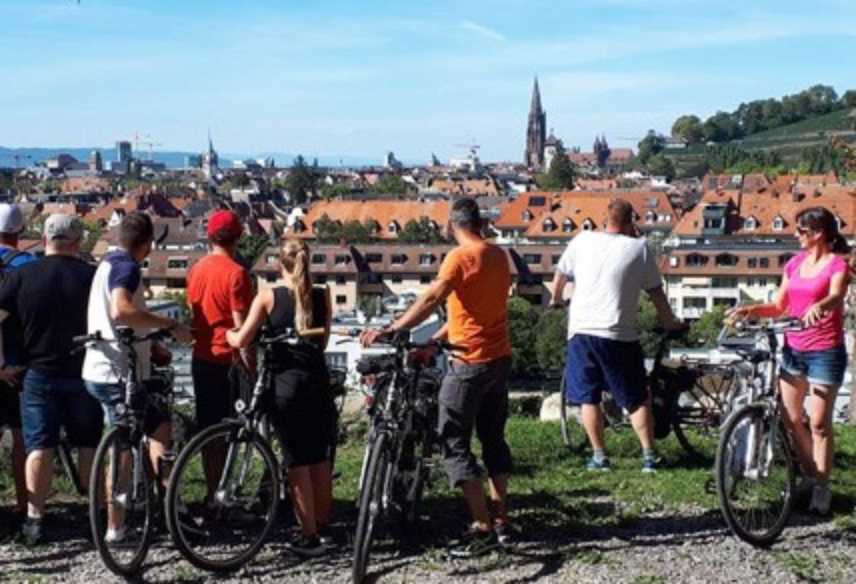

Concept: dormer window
[[522, 209, 533, 222], [391, 254, 407, 265], [387, 221, 400, 234], [645, 210, 656, 224], [562, 218, 574, 233], [744, 217, 758, 231], [311, 253, 326, 265], [266, 254, 277, 265], [836, 215, 844, 230], [292, 220, 305, 233], [542, 218, 556, 232], [582, 219, 595, 231], [418, 253, 434, 266], [772, 216, 785, 231]]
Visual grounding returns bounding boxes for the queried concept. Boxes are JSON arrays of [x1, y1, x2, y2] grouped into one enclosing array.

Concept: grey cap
[[0, 204, 25, 235], [43, 213, 84, 242]]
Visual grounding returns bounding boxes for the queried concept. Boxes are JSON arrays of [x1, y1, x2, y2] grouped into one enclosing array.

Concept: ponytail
[[292, 249, 314, 333], [830, 233, 850, 255]]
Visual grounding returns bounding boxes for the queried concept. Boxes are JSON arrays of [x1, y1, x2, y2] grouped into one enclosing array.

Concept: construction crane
[[453, 140, 481, 158], [134, 132, 163, 162]]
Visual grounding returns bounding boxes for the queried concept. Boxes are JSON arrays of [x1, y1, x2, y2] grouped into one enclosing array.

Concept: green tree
[[507, 296, 540, 375], [398, 217, 446, 244], [80, 220, 103, 255], [638, 296, 661, 358], [285, 155, 318, 204], [689, 306, 727, 347], [156, 290, 191, 324], [320, 183, 352, 200], [313, 213, 341, 243], [637, 130, 666, 164], [537, 143, 575, 191], [671, 115, 704, 144], [371, 175, 411, 195], [340, 220, 374, 244], [534, 308, 567, 371], [237, 233, 271, 266], [842, 90, 856, 109], [703, 111, 741, 143], [646, 154, 676, 181]]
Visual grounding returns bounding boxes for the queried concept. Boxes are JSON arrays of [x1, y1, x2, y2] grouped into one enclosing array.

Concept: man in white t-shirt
[[551, 199, 682, 472]]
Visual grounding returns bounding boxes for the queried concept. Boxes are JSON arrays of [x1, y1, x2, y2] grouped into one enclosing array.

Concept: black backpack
[[0, 249, 25, 282]]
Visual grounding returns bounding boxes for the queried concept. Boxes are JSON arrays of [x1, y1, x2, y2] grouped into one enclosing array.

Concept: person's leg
[[779, 374, 814, 476], [63, 379, 104, 497], [309, 461, 333, 530], [25, 449, 55, 518], [287, 465, 317, 537], [600, 340, 653, 456], [566, 336, 607, 459], [581, 405, 606, 451], [628, 398, 654, 451], [193, 360, 231, 501], [807, 384, 837, 482], [148, 422, 171, 490], [10, 428, 27, 515], [475, 358, 513, 526], [20, 370, 61, 522]]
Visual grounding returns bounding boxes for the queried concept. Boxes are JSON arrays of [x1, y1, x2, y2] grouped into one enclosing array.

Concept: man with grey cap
[[0, 213, 102, 544], [0, 203, 37, 526]]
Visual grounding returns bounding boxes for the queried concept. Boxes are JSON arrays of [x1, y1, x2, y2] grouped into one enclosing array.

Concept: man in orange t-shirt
[[187, 210, 253, 500], [361, 198, 512, 558]]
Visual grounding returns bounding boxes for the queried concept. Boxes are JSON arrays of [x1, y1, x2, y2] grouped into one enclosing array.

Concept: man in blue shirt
[[0, 203, 37, 526]]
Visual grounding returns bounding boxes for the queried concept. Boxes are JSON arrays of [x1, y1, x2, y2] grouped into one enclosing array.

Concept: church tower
[[524, 77, 547, 170]]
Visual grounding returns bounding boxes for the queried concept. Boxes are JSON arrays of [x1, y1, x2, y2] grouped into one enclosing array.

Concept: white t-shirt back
[[557, 231, 662, 342]]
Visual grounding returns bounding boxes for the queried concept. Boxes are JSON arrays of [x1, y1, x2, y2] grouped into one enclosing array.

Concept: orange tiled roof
[[428, 178, 500, 196], [292, 200, 450, 240], [60, 177, 112, 193]]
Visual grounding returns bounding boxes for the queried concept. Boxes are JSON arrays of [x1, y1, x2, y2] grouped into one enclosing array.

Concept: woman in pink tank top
[[729, 207, 851, 515]]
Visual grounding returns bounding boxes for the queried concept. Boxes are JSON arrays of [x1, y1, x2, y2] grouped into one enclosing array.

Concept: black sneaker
[[285, 534, 326, 558], [448, 528, 500, 559], [493, 522, 521, 547], [20, 517, 43, 546], [318, 525, 337, 550]]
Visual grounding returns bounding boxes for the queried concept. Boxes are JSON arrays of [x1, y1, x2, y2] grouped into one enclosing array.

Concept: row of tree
[[312, 214, 447, 245], [670, 84, 856, 145], [280, 155, 414, 204]]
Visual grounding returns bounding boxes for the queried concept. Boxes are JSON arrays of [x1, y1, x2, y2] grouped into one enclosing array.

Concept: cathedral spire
[[530, 76, 543, 115], [524, 76, 547, 169]]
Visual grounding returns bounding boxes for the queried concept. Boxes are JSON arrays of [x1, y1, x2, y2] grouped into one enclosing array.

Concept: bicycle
[[165, 328, 296, 573], [714, 317, 804, 546], [72, 326, 179, 578], [559, 328, 740, 460], [351, 331, 460, 584]]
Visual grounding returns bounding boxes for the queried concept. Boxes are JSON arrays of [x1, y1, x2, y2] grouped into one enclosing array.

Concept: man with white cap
[[0, 213, 102, 544], [0, 203, 36, 527]]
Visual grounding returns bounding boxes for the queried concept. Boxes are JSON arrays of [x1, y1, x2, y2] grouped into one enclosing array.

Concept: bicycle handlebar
[[70, 327, 174, 355]]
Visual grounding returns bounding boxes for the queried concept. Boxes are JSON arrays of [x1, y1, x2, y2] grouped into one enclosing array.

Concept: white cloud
[[459, 20, 507, 42]]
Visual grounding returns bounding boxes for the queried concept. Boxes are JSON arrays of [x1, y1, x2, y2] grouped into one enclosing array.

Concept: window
[[391, 254, 407, 265], [167, 258, 188, 270], [715, 253, 738, 267], [523, 254, 542, 264], [334, 254, 350, 265], [326, 351, 347, 369], [703, 217, 724, 230], [759, 258, 769, 268], [265, 274, 277, 283], [167, 278, 186, 289], [522, 210, 533, 221], [744, 217, 758, 231], [747, 257, 757, 268], [311, 253, 326, 265], [314, 275, 328, 284], [418, 254, 434, 265], [778, 253, 794, 267], [683, 297, 707, 309], [141, 259, 150, 269], [669, 256, 679, 267], [365, 253, 383, 263], [335, 275, 346, 285], [712, 277, 737, 288], [265, 254, 277, 265], [530, 196, 546, 207], [390, 275, 402, 284], [582, 219, 595, 231], [772, 216, 784, 231], [713, 298, 737, 308], [542, 218, 556, 232], [759, 278, 768, 287], [420, 275, 432, 284], [335, 295, 347, 305], [388, 221, 400, 234], [562, 219, 574, 233], [645, 211, 656, 224], [551, 254, 561, 264], [686, 253, 708, 267]]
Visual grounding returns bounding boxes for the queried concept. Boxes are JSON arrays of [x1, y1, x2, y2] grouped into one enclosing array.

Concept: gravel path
[[2, 499, 854, 584]]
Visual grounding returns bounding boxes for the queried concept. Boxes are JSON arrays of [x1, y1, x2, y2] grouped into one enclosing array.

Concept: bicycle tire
[[165, 421, 280, 573], [57, 440, 83, 496], [89, 425, 156, 578], [715, 404, 795, 547], [353, 431, 392, 584]]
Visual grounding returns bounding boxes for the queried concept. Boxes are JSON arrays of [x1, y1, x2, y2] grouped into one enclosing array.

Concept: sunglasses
[[796, 226, 813, 236]]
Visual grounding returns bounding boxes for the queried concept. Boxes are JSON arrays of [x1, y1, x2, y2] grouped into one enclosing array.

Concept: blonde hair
[[279, 238, 314, 332]]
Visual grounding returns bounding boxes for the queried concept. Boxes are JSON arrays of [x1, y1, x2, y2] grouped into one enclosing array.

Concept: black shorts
[[192, 359, 238, 431], [0, 382, 22, 430], [272, 367, 334, 468]]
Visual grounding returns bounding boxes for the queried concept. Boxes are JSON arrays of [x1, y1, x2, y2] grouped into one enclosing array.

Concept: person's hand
[[0, 366, 24, 386], [803, 303, 827, 327], [663, 317, 688, 332], [408, 343, 438, 366], [725, 305, 751, 325], [226, 328, 240, 348], [170, 323, 194, 345], [360, 328, 388, 348], [151, 343, 172, 367]]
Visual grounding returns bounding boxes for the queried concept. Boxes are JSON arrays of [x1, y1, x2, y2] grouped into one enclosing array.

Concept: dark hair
[[607, 198, 634, 228], [119, 212, 154, 251], [450, 197, 482, 232], [209, 227, 241, 247], [796, 206, 850, 255]]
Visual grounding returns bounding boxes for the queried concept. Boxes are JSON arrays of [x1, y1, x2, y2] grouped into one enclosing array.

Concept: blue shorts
[[564, 334, 648, 411], [20, 369, 103, 454], [780, 344, 846, 387], [85, 381, 169, 435]]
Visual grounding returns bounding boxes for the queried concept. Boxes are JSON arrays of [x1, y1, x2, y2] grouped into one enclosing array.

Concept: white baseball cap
[[44, 213, 84, 242], [0, 204, 25, 235]]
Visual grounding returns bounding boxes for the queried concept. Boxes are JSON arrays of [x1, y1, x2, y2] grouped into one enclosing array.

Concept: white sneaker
[[808, 483, 832, 515], [105, 526, 127, 544]]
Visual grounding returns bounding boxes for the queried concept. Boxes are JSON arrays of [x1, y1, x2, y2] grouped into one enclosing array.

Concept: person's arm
[[646, 286, 683, 330], [319, 286, 332, 350], [432, 323, 449, 342], [729, 274, 789, 320], [550, 272, 568, 308], [360, 278, 455, 347], [226, 288, 273, 349], [804, 269, 850, 326]]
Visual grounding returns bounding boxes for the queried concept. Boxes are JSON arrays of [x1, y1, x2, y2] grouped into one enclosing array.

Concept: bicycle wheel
[[166, 421, 280, 573], [353, 431, 392, 584], [716, 404, 795, 547], [89, 426, 156, 577]]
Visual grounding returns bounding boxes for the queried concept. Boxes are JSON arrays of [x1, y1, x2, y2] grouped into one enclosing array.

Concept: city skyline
[[1, 0, 855, 163]]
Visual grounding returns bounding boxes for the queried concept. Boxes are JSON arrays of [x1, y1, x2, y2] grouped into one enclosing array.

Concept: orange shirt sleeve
[[230, 269, 253, 314], [437, 249, 465, 289]]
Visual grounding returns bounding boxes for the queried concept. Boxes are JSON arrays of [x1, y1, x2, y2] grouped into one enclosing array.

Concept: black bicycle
[[352, 331, 460, 584], [73, 326, 178, 578], [165, 328, 301, 573]]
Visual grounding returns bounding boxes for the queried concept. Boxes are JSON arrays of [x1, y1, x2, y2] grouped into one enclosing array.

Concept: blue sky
[[1, 0, 855, 163]]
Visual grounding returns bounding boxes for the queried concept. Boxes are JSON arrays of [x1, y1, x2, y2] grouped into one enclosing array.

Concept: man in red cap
[[187, 210, 254, 503]]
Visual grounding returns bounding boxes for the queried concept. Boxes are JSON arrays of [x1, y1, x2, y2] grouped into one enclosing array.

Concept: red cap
[[207, 210, 243, 240]]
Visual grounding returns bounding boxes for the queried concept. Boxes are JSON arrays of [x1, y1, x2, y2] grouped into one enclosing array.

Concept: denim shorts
[[780, 344, 847, 387], [85, 381, 169, 435], [20, 369, 103, 453]]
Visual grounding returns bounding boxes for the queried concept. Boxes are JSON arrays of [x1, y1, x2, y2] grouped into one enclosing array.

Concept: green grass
[[775, 551, 822, 583], [742, 108, 856, 144]]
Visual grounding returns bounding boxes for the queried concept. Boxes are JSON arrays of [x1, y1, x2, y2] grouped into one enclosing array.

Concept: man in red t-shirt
[[187, 210, 253, 501]]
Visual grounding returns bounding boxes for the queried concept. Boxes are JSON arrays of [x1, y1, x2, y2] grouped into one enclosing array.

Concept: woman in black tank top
[[226, 239, 335, 556]]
